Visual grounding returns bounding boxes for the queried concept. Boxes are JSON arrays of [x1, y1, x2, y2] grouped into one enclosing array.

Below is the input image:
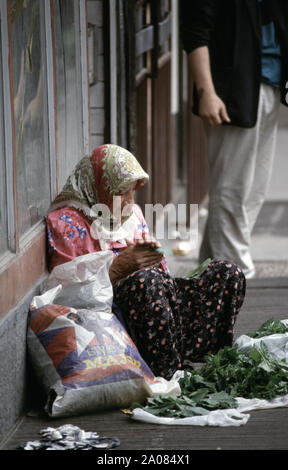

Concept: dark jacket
[[180, 0, 288, 127]]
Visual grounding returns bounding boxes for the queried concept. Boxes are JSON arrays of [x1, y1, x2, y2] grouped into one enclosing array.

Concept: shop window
[[0, 0, 89, 317], [10, 0, 51, 236], [158, 0, 170, 58], [53, 0, 83, 190]]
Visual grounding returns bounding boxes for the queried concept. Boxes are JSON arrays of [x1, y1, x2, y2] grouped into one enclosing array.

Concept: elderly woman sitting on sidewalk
[[46, 144, 246, 380]]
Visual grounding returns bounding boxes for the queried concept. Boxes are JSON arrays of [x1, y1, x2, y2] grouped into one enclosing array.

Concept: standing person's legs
[[200, 84, 280, 278], [245, 85, 280, 233]]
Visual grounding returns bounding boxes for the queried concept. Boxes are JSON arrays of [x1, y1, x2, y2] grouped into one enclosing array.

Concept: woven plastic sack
[[27, 296, 155, 417], [27, 252, 157, 417]]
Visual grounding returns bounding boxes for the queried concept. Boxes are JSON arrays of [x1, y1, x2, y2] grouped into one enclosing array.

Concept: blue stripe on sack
[[37, 327, 68, 349], [56, 349, 85, 378]]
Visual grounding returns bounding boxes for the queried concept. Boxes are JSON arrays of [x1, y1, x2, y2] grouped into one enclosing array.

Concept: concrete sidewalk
[[1, 277, 288, 451]]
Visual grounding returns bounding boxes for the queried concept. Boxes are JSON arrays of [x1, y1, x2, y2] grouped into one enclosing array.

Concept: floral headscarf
[[49, 144, 149, 221]]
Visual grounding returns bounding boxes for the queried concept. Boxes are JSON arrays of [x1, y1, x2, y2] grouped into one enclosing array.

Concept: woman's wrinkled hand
[[109, 234, 164, 284]]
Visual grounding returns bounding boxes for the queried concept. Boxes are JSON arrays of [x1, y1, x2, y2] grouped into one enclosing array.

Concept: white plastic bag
[[42, 251, 114, 311], [235, 320, 288, 363]]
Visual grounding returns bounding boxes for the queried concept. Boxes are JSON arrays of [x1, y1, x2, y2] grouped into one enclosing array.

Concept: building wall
[[0, 276, 45, 443], [0, 0, 92, 443]]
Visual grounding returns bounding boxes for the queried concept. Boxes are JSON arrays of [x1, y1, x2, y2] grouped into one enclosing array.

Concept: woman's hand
[[109, 234, 164, 284]]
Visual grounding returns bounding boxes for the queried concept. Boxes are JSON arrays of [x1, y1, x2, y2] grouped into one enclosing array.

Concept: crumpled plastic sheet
[[131, 407, 250, 427], [19, 424, 120, 450]]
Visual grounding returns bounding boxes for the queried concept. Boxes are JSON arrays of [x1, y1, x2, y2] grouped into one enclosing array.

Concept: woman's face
[[119, 182, 137, 209], [106, 182, 137, 222]]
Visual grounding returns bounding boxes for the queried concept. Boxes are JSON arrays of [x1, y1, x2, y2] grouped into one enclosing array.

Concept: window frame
[[43, 0, 58, 201], [75, 0, 90, 155], [0, 0, 17, 257]]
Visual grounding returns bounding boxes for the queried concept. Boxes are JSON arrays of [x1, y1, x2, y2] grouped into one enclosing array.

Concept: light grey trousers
[[200, 83, 281, 278]]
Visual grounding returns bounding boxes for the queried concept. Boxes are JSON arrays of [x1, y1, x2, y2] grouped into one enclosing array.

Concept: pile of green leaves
[[132, 321, 288, 418], [181, 343, 288, 401], [134, 388, 237, 418], [246, 319, 288, 338]]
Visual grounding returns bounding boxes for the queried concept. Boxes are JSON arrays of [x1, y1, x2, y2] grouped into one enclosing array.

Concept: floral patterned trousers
[[113, 260, 246, 379]]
